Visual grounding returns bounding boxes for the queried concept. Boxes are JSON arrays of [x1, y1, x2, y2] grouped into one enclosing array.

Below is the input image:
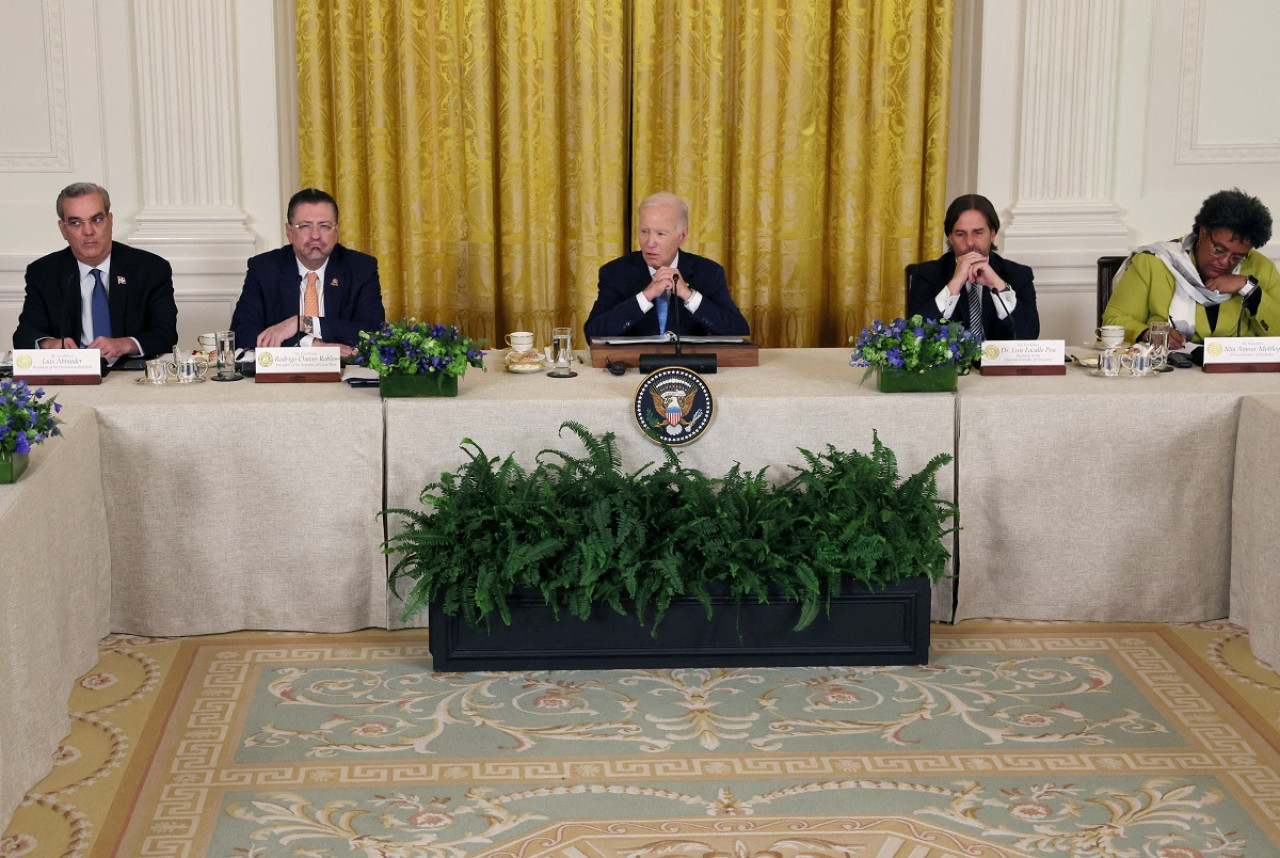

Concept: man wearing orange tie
[[230, 188, 385, 356]]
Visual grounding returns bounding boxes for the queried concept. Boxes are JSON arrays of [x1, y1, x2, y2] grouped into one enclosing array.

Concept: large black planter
[[427, 576, 931, 671]]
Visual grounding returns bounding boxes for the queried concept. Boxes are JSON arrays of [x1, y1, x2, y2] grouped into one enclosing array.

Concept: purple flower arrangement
[[0, 379, 63, 457], [849, 314, 981, 381], [352, 319, 487, 378]]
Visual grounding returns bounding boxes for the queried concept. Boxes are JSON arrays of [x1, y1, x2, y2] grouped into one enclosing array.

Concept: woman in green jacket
[[1104, 188, 1277, 350]]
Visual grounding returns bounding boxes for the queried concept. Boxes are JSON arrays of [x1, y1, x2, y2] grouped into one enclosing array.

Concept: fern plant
[[384, 422, 955, 632]]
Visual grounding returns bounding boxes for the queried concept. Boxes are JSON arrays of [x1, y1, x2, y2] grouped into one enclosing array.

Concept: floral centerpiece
[[849, 314, 981, 392], [1, 379, 63, 482], [352, 319, 487, 398]]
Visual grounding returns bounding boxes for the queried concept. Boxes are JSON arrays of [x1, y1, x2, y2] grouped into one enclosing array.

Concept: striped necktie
[[967, 282, 984, 340]]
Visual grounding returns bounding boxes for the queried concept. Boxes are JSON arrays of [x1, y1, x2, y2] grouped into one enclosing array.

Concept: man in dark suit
[[13, 182, 178, 361], [584, 192, 749, 340], [230, 188, 384, 355], [906, 194, 1039, 340]]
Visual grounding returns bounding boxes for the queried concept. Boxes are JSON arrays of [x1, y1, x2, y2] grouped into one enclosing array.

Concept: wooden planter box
[[427, 575, 931, 671]]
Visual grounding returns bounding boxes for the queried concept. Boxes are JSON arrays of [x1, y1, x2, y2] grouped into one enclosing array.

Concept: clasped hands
[[257, 315, 355, 357], [642, 267, 693, 303], [40, 335, 136, 361], [947, 251, 1008, 295]]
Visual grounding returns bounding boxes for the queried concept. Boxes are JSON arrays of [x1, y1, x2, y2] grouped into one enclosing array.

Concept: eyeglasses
[[62, 214, 108, 230], [1201, 234, 1247, 266], [289, 221, 337, 234]]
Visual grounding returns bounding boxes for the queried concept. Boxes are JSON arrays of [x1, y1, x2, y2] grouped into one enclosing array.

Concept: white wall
[[955, 0, 1280, 343], [0, 0, 297, 350], [2, 1, 1277, 349]]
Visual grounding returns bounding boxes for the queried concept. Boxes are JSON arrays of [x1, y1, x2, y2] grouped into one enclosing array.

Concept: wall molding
[[0, 0, 71, 171], [1176, 0, 1280, 164]]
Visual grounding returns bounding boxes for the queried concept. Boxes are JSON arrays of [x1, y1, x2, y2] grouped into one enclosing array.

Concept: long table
[[954, 364, 1280, 623], [0, 407, 109, 827], [384, 349, 958, 626], [7, 349, 1280, 832]]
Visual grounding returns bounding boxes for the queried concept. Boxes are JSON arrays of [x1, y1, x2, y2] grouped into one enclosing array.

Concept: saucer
[[506, 362, 546, 374], [135, 375, 207, 385], [1085, 340, 1130, 351], [1091, 369, 1156, 379]]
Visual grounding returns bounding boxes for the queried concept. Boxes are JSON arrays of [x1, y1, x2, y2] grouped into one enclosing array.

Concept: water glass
[[550, 326, 575, 377], [215, 330, 240, 380]]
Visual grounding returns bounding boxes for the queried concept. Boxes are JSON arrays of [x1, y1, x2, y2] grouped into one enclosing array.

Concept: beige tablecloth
[[50, 373, 387, 635], [385, 349, 959, 627], [0, 407, 109, 827], [955, 363, 1280, 622], [1230, 394, 1280, 670]]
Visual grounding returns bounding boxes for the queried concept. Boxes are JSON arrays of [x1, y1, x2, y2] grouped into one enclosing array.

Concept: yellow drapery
[[297, 1, 950, 347]]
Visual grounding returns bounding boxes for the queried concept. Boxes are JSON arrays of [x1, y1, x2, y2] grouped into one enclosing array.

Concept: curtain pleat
[[297, 0, 949, 348]]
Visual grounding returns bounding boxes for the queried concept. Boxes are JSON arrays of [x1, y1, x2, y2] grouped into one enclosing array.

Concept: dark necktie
[[90, 268, 112, 339], [967, 282, 984, 340], [655, 292, 669, 334]]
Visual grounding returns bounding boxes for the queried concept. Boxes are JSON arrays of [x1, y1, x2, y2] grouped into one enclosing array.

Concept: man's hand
[[39, 337, 79, 349], [86, 336, 137, 361], [257, 316, 301, 348], [1166, 328, 1188, 350], [312, 338, 356, 358], [642, 266, 681, 302], [946, 251, 987, 295], [968, 258, 1008, 292], [1205, 273, 1249, 295]]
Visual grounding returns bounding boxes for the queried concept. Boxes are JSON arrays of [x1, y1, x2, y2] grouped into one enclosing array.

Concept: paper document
[[597, 333, 748, 345]]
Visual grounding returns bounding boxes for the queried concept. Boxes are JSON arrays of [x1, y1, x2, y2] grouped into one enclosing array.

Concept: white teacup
[[1096, 325, 1125, 348], [506, 331, 534, 352]]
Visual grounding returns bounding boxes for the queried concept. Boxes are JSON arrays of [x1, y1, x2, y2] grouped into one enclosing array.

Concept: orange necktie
[[303, 272, 319, 317]]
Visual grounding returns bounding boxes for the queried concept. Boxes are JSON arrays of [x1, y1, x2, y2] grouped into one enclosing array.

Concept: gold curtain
[[297, 0, 950, 348], [297, 0, 629, 346]]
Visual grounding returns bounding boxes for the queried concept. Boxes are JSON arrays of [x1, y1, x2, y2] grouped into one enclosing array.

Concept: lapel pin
[[330, 278, 338, 287], [117, 276, 126, 285]]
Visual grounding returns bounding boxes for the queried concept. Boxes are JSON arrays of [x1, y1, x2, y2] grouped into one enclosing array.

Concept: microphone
[[638, 268, 718, 374], [671, 271, 683, 356], [991, 285, 1017, 339]]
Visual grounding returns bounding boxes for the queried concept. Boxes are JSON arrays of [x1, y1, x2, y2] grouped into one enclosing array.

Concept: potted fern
[[384, 423, 954, 670]]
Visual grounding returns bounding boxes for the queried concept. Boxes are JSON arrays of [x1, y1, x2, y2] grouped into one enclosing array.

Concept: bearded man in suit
[[14, 182, 178, 361], [230, 188, 385, 356]]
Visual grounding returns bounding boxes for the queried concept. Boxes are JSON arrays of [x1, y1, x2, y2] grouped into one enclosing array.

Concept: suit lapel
[[106, 243, 128, 338], [59, 250, 85, 343], [325, 245, 347, 315]]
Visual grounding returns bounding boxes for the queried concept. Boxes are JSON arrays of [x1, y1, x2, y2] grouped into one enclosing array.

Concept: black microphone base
[[638, 352, 718, 374]]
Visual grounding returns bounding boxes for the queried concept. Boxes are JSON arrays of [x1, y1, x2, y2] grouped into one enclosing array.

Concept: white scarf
[[1113, 233, 1241, 338]]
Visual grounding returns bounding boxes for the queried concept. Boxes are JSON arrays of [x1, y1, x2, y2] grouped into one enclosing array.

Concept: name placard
[[1202, 337, 1280, 373], [979, 340, 1066, 376], [13, 348, 103, 385], [254, 347, 342, 383]]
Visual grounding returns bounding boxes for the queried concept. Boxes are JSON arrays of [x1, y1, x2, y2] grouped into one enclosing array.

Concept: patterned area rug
[[5, 620, 1280, 857]]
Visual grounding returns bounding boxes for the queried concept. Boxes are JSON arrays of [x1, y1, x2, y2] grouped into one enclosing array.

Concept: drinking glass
[[1146, 320, 1171, 369], [214, 330, 242, 381], [549, 326, 576, 377]]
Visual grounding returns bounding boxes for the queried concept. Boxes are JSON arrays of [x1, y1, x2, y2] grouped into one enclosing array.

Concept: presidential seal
[[634, 367, 714, 446], [257, 351, 275, 369], [982, 343, 1001, 361]]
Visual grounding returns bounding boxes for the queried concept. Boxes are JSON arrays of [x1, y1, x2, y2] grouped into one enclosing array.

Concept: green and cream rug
[[5, 620, 1280, 856]]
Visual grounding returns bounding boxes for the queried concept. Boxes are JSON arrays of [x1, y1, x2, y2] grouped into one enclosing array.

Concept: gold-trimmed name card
[[1202, 337, 1280, 373], [979, 340, 1066, 376], [254, 347, 342, 383], [12, 348, 103, 385]]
